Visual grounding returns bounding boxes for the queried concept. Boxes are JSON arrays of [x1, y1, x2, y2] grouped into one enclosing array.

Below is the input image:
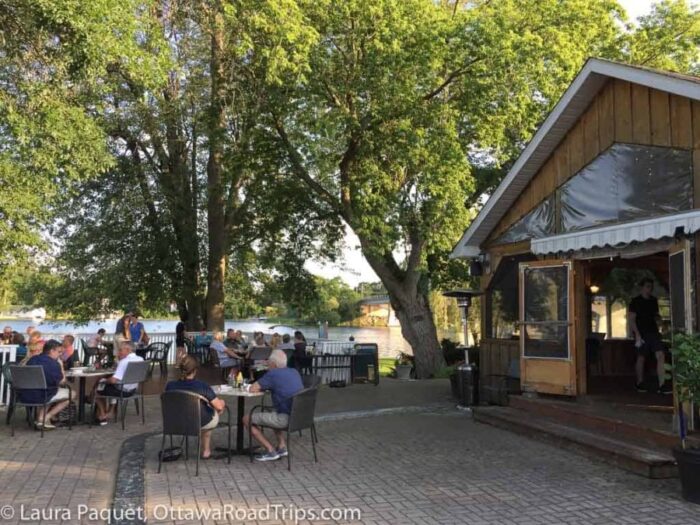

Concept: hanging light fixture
[[590, 285, 600, 294]]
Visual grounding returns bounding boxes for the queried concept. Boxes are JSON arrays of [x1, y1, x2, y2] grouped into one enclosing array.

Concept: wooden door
[[519, 260, 577, 396], [669, 240, 694, 431]]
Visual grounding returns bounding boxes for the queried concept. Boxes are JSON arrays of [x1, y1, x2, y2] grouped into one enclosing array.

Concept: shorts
[[100, 384, 134, 398], [251, 411, 289, 429], [636, 333, 665, 357], [201, 411, 220, 431], [50, 387, 71, 403]]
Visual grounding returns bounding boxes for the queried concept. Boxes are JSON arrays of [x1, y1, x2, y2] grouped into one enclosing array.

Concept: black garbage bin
[[457, 363, 479, 407]]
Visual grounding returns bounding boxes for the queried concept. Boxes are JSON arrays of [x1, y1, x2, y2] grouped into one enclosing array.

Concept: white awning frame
[[531, 210, 700, 255]]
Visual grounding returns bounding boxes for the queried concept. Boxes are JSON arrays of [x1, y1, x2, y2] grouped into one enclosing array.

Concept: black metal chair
[[8, 365, 72, 437], [248, 387, 319, 471], [92, 360, 149, 430], [158, 390, 231, 477], [299, 375, 321, 441], [2, 362, 14, 425], [144, 342, 171, 377], [247, 347, 272, 380], [185, 338, 206, 363]]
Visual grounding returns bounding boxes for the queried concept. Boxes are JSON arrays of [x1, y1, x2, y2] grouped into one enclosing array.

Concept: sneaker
[[276, 447, 288, 457], [658, 383, 673, 395], [254, 450, 281, 462], [99, 420, 108, 426], [635, 382, 647, 392]]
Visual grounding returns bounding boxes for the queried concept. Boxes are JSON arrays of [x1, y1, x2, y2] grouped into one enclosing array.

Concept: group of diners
[[2, 323, 142, 429], [4, 321, 313, 463], [177, 327, 311, 381]]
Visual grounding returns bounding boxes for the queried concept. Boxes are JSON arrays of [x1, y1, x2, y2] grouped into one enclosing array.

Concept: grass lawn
[[379, 357, 395, 376]]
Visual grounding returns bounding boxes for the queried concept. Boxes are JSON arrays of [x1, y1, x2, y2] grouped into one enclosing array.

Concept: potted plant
[[669, 332, 700, 504], [394, 352, 414, 380]]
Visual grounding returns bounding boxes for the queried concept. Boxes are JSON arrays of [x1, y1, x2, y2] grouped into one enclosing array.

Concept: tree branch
[[423, 57, 483, 100]]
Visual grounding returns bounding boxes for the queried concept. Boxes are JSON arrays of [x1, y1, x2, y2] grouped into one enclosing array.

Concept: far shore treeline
[[1, 0, 698, 376]]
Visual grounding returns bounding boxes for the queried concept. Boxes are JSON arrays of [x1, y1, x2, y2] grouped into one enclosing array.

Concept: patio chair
[[248, 387, 319, 471], [8, 365, 72, 438], [144, 342, 171, 377], [2, 362, 14, 425], [185, 338, 205, 363], [92, 361, 149, 430], [82, 343, 109, 367], [158, 390, 231, 477], [300, 375, 321, 442]]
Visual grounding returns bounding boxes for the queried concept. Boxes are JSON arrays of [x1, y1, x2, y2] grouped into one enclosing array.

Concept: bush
[[433, 365, 456, 379], [441, 338, 463, 365]]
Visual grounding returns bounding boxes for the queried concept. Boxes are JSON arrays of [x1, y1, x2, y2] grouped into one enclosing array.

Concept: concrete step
[[473, 406, 678, 479]]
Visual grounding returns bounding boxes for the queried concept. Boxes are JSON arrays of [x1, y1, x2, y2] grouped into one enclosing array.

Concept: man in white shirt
[[94, 341, 143, 425]]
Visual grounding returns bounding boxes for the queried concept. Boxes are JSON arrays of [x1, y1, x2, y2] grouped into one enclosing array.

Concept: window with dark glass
[[493, 143, 693, 245], [486, 255, 534, 339]]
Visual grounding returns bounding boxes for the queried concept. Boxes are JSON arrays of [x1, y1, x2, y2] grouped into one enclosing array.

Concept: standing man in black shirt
[[628, 277, 671, 394]]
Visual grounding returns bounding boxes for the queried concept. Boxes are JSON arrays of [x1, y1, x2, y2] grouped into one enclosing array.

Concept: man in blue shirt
[[243, 349, 303, 461], [21, 340, 71, 430], [129, 314, 147, 344]]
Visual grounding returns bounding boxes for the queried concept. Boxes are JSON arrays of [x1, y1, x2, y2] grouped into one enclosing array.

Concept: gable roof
[[451, 58, 700, 259]]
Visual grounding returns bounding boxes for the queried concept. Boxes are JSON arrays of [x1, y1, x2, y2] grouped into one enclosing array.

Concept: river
[[1, 318, 464, 359]]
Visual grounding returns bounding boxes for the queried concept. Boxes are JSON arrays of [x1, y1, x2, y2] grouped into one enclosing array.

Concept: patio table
[[211, 385, 264, 457], [65, 368, 114, 423]]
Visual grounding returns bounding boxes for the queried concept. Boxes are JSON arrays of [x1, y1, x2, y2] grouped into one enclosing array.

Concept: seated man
[[60, 335, 77, 370], [22, 339, 71, 430], [243, 349, 303, 462], [94, 341, 144, 425], [278, 334, 295, 351], [2, 326, 13, 344], [224, 329, 238, 349]]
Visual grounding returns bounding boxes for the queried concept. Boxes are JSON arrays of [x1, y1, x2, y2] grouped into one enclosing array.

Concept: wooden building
[[451, 60, 700, 471]]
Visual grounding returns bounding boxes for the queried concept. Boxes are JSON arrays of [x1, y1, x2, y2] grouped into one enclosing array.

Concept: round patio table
[[211, 385, 264, 457], [65, 368, 113, 423]]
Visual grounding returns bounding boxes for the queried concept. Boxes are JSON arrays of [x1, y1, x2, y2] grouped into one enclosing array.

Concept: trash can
[[353, 343, 379, 385], [456, 363, 479, 407]]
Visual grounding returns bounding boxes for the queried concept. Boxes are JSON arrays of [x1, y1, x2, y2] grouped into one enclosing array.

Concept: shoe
[[658, 383, 673, 395], [43, 422, 56, 430], [98, 419, 108, 426], [254, 450, 281, 462], [635, 382, 647, 392], [276, 447, 288, 457]]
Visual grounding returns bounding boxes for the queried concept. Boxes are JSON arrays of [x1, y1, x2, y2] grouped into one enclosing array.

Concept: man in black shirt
[[628, 277, 670, 394]]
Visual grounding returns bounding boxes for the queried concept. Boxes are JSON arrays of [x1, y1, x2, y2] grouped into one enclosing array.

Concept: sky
[[308, 0, 658, 288]]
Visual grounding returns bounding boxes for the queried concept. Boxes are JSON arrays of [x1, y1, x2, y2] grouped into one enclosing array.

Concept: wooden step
[[508, 396, 681, 450], [473, 406, 678, 479]]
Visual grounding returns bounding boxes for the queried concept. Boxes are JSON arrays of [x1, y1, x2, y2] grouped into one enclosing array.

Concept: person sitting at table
[[2, 326, 13, 344], [12, 333, 27, 362], [21, 331, 44, 365], [60, 335, 78, 369], [210, 331, 241, 378], [279, 334, 295, 351], [165, 355, 225, 459], [243, 349, 303, 462], [94, 341, 144, 425], [224, 329, 238, 348], [21, 339, 72, 430], [269, 333, 282, 350]]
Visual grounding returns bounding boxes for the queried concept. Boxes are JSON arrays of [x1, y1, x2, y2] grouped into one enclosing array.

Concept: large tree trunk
[[389, 289, 445, 378], [204, 3, 227, 331]]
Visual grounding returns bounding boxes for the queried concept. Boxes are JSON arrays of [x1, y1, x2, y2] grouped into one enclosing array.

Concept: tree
[[269, 0, 630, 377]]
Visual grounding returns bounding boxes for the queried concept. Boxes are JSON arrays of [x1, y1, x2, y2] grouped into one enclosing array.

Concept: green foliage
[[433, 365, 457, 379], [670, 332, 700, 403]]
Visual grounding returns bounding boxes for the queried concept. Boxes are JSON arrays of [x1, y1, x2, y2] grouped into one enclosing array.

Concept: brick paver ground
[[1, 377, 699, 524], [145, 410, 699, 525]]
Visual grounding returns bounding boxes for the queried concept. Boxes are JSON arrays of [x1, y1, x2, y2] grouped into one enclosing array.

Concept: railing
[[0, 345, 17, 405], [38, 332, 364, 369]]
